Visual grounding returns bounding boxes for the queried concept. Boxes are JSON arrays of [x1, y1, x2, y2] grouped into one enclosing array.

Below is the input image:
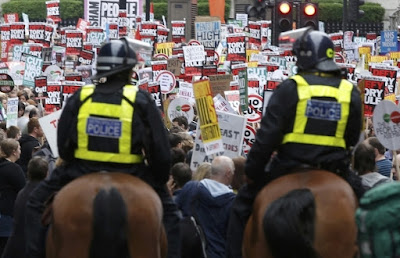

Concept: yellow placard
[[358, 47, 371, 54], [155, 42, 175, 57], [247, 61, 258, 68], [389, 52, 400, 67], [370, 55, 388, 63], [193, 79, 222, 143], [246, 49, 259, 63], [384, 93, 396, 103]]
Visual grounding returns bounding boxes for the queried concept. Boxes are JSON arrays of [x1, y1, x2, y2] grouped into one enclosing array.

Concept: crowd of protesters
[[0, 83, 397, 257]]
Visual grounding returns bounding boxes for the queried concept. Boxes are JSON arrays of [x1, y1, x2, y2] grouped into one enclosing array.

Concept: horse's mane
[[262, 188, 320, 258]]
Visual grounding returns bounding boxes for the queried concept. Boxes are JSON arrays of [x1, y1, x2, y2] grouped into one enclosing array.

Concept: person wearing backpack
[[356, 181, 400, 257]]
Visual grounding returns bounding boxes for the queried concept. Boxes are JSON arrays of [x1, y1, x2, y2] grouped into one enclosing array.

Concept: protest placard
[[39, 109, 62, 157], [190, 110, 246, 171]]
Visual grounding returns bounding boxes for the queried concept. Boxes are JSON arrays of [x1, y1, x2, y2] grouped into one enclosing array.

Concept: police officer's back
[[225, 29, 363, 258], [246, 30, 362, 183], [58, 38, 170, 184], [25, 38, 181, 258]]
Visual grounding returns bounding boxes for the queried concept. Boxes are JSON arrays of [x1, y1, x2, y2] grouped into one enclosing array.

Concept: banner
[[194, 16, 221, 48], [84, 0, 143, 29], [6, 97, 18, 128], [190, 110, 246, 171], [23, 55, 44, 87], [193, 79, 223, 156], [65, 30, 83, 55], [226, 33, 246, 62], [381, 30, 398, 53], [363, 76, 386, 117], [46, 0, 61, 23], [171, 21, 185, 43], [39, 109, 62, 157], [1, 25, 11, 62]]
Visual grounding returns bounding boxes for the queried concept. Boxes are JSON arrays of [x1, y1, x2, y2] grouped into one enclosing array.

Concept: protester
[[0, 139, 25, 256], [193, 162, 212, 181], [354, 141, 392, 190], [16, 117, 43, 175], [176, 156, 236, 258], [365, 137, 392, 178], [17, 105, 37, 135], [2, 156, 48, 258], [6, 126, 21, 140], [172, 116, 189, 132], [168, 162, 192, 200]]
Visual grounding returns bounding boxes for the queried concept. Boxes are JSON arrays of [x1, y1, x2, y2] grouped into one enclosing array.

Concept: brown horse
[[45, 172, 167, 258], [243, 169, 358, 258]]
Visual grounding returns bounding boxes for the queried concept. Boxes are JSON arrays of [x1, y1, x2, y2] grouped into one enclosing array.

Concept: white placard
[[6, 97, 18, 128], [190, 110, 246, 171], [38, 109, 62, 157]]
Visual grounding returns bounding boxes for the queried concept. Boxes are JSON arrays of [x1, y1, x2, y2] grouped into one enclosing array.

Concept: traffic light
[[273, 0, 293, 45], [348, 0, 365, 22], [299, 2, 318, 29], [276, 1, 293, 31], [246, 0, 267, 20]]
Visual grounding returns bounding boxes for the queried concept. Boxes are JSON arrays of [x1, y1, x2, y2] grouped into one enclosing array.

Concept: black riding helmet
[[293, 30, 339, 73], [92, 37, 138, 80]]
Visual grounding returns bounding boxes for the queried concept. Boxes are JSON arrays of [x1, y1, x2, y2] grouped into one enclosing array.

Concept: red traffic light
[[278, 2, 291, 15], [304, 3, 316, 16]]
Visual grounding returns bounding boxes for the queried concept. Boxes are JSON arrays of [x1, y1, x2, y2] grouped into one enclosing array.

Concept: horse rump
[[90, 187, 129, 258], [263, 188, 319, 258]]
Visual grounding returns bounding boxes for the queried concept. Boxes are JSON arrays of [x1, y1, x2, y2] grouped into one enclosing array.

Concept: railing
[[324, 21, 384, 36]]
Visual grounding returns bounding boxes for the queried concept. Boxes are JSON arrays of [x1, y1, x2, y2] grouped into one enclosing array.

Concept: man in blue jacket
[[176, 156, 236, 258]]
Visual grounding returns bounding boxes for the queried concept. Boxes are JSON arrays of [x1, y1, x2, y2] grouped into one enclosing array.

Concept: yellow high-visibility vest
[[282, 75, 353, 148], [75, 84, 143, 163]]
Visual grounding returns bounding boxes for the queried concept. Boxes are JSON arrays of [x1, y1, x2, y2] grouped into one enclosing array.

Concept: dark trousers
[[225, 167, 365, 258], [25, 164, 181, 258]]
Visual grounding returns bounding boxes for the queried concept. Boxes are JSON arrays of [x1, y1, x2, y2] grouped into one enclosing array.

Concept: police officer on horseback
[[25, 38, 181, 258], [226, 28, 364, 258]]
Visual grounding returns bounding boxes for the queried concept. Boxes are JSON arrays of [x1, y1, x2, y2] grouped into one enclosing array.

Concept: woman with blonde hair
[[0, 138, 25, 255], [193, 162, 211, 181]]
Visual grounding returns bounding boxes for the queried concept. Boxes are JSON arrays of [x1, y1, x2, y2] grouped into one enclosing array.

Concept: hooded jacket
[[176, 180, 236, 258], [17, 134, 40, 174], [361, 172, 392, 191]]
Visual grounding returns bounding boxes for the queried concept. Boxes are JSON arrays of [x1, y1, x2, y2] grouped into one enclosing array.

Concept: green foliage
[[319, 2, 343, 22], [1, 0, 83, 20], [318, 2, 384, 22], [359, 3, 385, 22], [153, 2, 230, 22]]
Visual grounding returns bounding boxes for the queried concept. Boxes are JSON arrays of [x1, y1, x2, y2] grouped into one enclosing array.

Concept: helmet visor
[[278, 27, 313, 50]]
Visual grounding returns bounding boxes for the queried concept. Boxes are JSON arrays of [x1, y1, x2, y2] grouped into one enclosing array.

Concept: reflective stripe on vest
[[75, 84, 143, 163], [282, 75, 353, 148]]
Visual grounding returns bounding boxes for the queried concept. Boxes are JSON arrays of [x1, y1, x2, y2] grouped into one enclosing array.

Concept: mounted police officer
[[225, 28, 364, 258], [25, 38, 181, 258]]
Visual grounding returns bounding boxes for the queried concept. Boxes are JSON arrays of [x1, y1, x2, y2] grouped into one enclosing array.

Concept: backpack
[[180, 215, 207, 258], [32, 143, 57, 175], [356, 182, 400, 258]]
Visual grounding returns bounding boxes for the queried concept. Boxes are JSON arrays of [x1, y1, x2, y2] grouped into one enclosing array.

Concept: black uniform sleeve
[[57, 89, 81, 162], [344, 85, 362, 149], [135, 90, 171, 185], [245, 79, 298, 181]]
